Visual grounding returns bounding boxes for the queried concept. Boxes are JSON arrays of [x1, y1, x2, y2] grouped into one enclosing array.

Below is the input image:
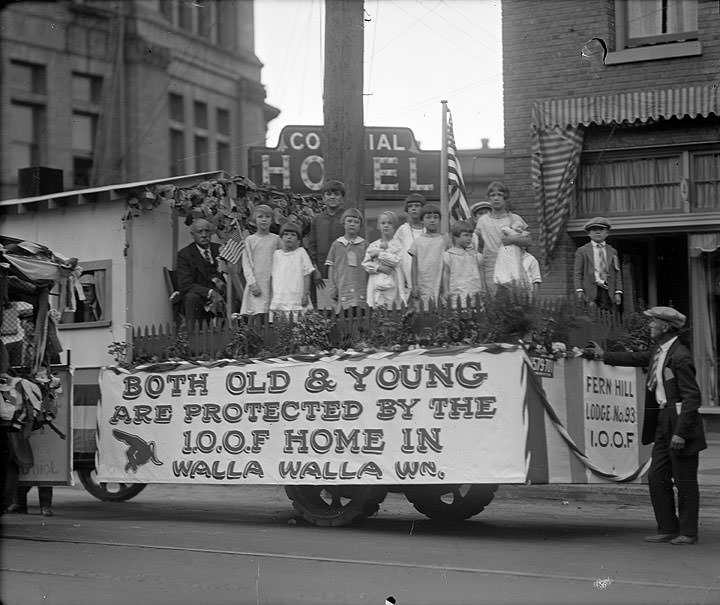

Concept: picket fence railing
[[130, 296, 636, 363]]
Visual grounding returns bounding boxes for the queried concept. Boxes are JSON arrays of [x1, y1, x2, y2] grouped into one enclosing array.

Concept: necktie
[[647, 348, 661, 391], [597, 244, 607, 282], [203, 248, 212, 265]]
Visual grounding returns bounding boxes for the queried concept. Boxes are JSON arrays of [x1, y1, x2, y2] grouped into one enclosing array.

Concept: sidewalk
[[497, 438, 720, 506]]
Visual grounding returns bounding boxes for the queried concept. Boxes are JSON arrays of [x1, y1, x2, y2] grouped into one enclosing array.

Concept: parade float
[[1, 173, 653, 526], [98, 293, 653, 527]]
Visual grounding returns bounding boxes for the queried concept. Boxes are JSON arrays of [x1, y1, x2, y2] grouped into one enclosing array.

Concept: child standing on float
[[394, 193, 426, 302], [240, 204, 281, 316], [326, 208, 369, 314], [362, 211, 403, 308], [409, 204, 449, 306], [269, 222, 313, 315], [442, 220, 483, 307], [474, 181, 530, 294]]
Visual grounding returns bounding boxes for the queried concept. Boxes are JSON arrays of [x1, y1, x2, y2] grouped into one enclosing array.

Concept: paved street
[[3, 476, 720, 605]]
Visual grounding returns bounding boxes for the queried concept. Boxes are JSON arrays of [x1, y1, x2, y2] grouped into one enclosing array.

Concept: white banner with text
[[97, 349, 530, 484]]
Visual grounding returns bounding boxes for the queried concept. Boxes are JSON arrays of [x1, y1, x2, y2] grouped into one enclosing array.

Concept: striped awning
[[532, 83, 720, 129]]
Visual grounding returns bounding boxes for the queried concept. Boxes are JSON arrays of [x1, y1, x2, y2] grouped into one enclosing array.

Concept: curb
[[496, 483, 720, 506]]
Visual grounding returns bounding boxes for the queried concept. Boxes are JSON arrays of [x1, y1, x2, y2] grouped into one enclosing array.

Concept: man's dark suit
[[605, 339, 706, 537], [573, 242, 622, 307], [176, 242, 223, 326]]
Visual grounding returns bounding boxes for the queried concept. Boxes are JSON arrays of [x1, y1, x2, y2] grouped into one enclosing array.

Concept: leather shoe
[[670, 535, 697, 545], [40, 507, 53, 517], [643, 533, 677, 543]]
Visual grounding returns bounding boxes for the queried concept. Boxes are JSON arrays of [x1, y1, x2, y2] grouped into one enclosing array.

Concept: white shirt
[[652, 336, 678, 406]]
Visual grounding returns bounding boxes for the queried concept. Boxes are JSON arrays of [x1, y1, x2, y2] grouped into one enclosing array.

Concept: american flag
[[218, 227, 244, 264], [446, 110, 471, 221]]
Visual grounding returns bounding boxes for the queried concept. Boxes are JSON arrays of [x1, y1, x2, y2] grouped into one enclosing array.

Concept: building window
[[72, 112, 96, 187], [169, 92, 185, 123], [216, 140, 230, 172], [178, 0, 192, 30], [159, 0, 174, 21], [578, 147, 720, 217], [197, 1, 214, 39], [216, 108, 231, 171], [216, 108, 230, 136], [170, 128, 186, 176], [9, 102, 42, 177], [9, 60, 45, 94], [693, 152, 720, 211], [72, 73, 102, 104], [616, 0, 698, 48], [194, 101, 208, 129], [58, 260, 111, 328], [195, 135, 209, 171]]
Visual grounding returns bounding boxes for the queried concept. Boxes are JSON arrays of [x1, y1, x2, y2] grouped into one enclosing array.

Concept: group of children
[[237, 180, 544, 318]]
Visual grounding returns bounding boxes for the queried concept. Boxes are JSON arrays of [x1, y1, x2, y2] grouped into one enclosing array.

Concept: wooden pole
[[323, 0, 365, 212]]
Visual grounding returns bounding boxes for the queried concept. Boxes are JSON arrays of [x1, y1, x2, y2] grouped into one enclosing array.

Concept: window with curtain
[[57, 260, 111, 328], [578, 147, 720, 218], [616, 0, 698, 48]]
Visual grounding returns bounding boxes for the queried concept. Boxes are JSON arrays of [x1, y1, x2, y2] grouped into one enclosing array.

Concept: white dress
[[240, 232, 281, 315], [394, 222, 424, 302], [362, 238, 403, 308], [269, 247, 314, 312]]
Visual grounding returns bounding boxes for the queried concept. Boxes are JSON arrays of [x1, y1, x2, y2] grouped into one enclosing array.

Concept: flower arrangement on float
[[123, 176, 325, 243]]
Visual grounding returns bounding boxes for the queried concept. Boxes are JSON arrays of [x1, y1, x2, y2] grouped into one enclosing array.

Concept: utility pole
[[323, 0, 365, 212]]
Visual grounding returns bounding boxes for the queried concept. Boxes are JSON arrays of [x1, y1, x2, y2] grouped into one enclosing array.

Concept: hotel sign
[[248, 125, 439, 197]]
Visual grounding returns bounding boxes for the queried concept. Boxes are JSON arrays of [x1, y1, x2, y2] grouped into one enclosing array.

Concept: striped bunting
[[531, 104, 585, 269]]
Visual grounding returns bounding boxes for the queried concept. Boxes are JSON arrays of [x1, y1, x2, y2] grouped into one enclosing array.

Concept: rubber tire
[[77, 467, 147, 502], [285, 485, 387, 527], [404, 484, 498, 521]]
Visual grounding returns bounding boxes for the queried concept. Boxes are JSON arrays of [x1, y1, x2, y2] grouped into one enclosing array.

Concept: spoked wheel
[[285, 485, 388, 527], [404, 484, 498, 521], [76, 467, 147, 502]]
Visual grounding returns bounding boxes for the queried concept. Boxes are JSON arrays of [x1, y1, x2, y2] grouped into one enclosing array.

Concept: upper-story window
[[159, 0, 217, 41], [9, 60, 46, 180], [610, 0, 700, 63], [10, 60, 46, 95], [627, 0, 697, 45], [71, 73, 102, 186]]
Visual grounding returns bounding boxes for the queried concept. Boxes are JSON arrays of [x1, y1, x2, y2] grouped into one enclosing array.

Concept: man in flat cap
[[573, 217, 622, 310], [587, 307, 707, 545]]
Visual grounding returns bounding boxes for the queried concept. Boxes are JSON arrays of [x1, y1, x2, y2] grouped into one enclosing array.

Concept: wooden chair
[[163, 267, 182, 325]]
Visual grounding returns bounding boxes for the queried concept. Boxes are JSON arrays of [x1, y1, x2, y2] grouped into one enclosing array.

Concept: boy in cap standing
[[309, 180, 347, 308], [573, 217, 622, 310], [587, 307, 706, 545]]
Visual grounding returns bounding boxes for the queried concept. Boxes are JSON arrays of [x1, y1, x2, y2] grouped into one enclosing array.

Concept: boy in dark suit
[[588, 307, 707, 545], [176, 218, 225, 327], [573, 217, 622, 310]]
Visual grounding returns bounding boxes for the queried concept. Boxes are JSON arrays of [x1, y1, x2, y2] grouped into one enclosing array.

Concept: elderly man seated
[[176, 219, 226, 327]]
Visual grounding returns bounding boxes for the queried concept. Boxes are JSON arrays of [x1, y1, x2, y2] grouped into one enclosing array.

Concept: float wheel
[[77, 467, 147, 502], [285, 485, 387, 527], [404, 484, 498, 521]]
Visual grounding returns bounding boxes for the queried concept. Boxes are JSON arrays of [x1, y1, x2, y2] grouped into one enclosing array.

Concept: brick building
[[1, 0, 278, 200], [503, 0, 720, 410]]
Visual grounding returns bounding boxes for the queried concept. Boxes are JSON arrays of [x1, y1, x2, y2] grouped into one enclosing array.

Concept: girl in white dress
[[240, 205, 281, 315], [362, 211, 403, 308], [269, 223, 314, 316]]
